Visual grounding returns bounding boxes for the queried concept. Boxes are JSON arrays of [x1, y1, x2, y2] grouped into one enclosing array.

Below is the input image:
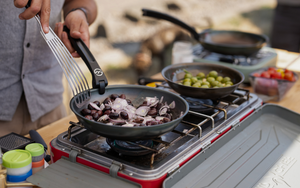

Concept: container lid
[[25, 143, 44, 156], [2, 149, 32, 168], [6, 169, 32, 182]]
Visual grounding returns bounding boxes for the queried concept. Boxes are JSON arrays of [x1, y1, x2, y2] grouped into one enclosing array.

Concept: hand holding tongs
[[25, 0, 108, 108]]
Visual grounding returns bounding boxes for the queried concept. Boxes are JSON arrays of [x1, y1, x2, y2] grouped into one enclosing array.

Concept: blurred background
[[63, 0, 277, 113]]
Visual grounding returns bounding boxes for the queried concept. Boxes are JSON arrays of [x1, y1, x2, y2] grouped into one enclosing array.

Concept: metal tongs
[[25, 1, 96, 108]]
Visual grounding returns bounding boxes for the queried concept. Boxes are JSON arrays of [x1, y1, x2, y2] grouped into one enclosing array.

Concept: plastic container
[[31, 159, 44, 174], [25, 143, 44, 162], [2, 149, 32, 176], [25, 143, 45, 174], [6, 169, 32, 188], [249, 67, 298, 102]]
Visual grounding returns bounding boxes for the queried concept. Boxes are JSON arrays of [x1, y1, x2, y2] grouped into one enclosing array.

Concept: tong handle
[[63, 26, 108, 94], [25, 0, 32, 8]]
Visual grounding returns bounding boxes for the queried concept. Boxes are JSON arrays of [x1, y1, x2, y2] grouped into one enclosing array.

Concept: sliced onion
[[155, 116, 165, 121], [122, 123, 134, 127], [125, 105, 136, 113], [159, 106, 169, 116], [142, 116, 155, 124], [89, 102, 101, 110], [180, 111, 184, 117], [159, 96, 164, 103], [97, 114, 109, 121], [136, 106, 150, 116], [145, 97, 158, 106], [100, 103, 105, 110], [149, 100, 159, 107], [169, 101, 175, 109], [112, 98, 128, 112]]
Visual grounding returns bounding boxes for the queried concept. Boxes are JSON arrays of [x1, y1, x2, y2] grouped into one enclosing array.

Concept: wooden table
[[28, 49, 300, 153]]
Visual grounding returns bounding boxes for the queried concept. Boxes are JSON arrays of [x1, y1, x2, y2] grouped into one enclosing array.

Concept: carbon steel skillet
[[161, 62, 244, 99], [142, 9, 267, 56], [64, 27, 189, 141]]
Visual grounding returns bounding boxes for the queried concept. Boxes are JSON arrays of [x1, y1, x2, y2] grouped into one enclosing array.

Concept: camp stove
[[192, 45, 278, 83], [48, 88, 263, 188]]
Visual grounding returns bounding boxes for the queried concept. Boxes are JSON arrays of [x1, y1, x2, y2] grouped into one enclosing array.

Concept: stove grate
[[66, 88, 250, 165]]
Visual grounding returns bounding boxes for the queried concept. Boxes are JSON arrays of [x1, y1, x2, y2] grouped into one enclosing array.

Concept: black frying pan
[[142, 9, 267, 56], [161, 62, 244, 99], [64, 27, 189, 141]]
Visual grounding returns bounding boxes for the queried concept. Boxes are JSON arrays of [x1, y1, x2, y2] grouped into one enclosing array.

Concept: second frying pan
[[142, 9, 267, 56]]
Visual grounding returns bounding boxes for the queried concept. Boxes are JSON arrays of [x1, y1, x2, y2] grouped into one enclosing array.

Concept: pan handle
[[142, 9, 200, 40], [138, 77, 165, 85], [63, 26, 108, 94]]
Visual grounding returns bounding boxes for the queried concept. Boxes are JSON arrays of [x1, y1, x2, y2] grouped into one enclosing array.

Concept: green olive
[[216, 76, 223, 82], [207, 77, 215, 83], [195, 80, 203, 85], [217, 82, 224, 87], [183, 78, 191, 83], [196, 72, 205, 79], [191, 77, 198, 84], [183, 81, 191, 86], [192, 83, 201, 87], [226, 81, 233, 86], [201, 85, 209, 88], [209, 70, 218, 78], [184, 73, 192, 79], [211, 80, 220, 87], [202, 81, 211, 87], [222, 77, 231, 83]]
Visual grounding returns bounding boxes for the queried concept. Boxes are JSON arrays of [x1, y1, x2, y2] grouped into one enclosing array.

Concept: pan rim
[[199, 29, 267, 48], [161, 62, 245, 90]]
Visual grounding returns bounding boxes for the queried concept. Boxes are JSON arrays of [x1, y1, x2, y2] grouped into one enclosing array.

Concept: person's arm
[[63, 0, 97, 26], [54, 0, 97, 57]]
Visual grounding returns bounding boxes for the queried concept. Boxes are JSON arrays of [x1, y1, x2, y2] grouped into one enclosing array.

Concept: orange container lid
[[32, 159, 44, 168]]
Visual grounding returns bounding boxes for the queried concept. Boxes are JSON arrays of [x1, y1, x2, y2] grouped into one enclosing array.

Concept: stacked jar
[[2, 149, 32, 188], [25, 143, 44, 174]]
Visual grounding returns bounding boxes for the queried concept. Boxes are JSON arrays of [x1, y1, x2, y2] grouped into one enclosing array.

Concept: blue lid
[[6, 169, 32, 182]]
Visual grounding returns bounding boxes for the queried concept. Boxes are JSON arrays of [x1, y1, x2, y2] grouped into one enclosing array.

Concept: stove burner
[[107, 138, 156, 156], [181, 96, 219, 114], [192, 44, 275, 66]]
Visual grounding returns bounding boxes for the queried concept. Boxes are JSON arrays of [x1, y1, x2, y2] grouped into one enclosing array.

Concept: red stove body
[[50, 90, 263, 188]]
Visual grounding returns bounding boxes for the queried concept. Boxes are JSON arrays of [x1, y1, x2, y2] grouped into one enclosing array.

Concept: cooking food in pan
[[80, 93, 181, 127], [180, 69, 234, 88], [65, 27, 189, 141], [162, 62, 244, 99], [71, 85, 189, 141]]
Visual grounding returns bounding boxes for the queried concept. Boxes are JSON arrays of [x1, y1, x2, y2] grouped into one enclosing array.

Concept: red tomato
[[268, 67, 277, 72], [284, 69, 293, 74], [261, 71, 271, 78], [284, 72, 294, 81], [253, 73, 260, 77], [270, 71, 282, 79], [267, 69, 276, 75]]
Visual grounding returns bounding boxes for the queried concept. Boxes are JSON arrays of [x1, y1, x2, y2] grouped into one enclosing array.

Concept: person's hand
[[54, 10, 90, 58], [14, 0, 51, 33]]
